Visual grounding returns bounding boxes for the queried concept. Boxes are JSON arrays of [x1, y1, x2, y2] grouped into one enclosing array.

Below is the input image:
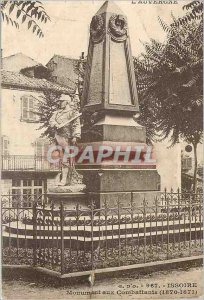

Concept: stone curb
[[2, 255, 203, 283]]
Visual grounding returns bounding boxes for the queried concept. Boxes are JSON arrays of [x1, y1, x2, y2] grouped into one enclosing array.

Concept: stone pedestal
[[79, 168, 160, 191], [77, 139, 160, 207], [47, 167, 87, 208], [88, 191, 161, 209], [82, 114, 146, 143]]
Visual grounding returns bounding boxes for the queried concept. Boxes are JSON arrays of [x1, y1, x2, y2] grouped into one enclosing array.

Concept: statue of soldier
[[49, 94, 82, 187]]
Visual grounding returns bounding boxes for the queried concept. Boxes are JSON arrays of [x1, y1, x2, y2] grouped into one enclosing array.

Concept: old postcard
[[1, 0, 203, 299]]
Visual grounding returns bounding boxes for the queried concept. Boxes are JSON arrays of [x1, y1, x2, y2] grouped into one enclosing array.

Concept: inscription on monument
[[88, 42, 104, 104], [109, 40, 132, 105]]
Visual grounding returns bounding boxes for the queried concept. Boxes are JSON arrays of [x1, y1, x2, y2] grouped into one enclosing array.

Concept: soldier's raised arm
[[49, 111, 58, 128]]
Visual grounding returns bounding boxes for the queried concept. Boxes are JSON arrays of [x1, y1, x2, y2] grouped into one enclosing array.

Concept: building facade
[[1, 65, 73, 203]]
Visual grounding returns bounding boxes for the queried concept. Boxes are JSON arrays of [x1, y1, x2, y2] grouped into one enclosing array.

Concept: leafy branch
[[134, 1, 203, 192], [1, 1, 51, 37]]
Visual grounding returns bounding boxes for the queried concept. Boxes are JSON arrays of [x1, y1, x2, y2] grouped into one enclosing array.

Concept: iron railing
[[1, 191, 203, 275], [1, 155, 60, 171]]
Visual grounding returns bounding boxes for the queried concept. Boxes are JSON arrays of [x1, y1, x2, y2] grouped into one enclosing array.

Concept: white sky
[[2, 0, 187, 64]]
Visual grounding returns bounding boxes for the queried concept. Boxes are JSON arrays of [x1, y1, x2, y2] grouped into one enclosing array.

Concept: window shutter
[[29, 97, 34, 120], [1, 136, 9, 156], [22, 96, 28, 120], [21, 95, 38, 121], [35, 139, 43, 156]]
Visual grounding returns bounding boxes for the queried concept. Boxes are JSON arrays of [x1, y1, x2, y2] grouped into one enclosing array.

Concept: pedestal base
[[89, 191, 161, 209], [81, 114, 146, 143], [47, 192, 88, 209], [78, 168, 160, 192], [77, 167, 160, 208]]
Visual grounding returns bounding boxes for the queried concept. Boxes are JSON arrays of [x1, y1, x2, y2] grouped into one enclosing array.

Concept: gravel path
[[2, 267, 203, 300]]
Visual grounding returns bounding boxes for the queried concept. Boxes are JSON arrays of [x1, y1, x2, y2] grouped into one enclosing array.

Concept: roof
[[48, 54, 79, 63], [1, 70, 74, 94], [2, 53, 43, 73], [20, 64, 49, 72], [46, 54, 79, 90]]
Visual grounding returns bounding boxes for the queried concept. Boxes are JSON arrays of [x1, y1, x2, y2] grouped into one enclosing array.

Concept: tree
[[134, 2, 203, 193], [1, 1, 50, 37], [35, 91, 62, 142], [35, 90, 80, 142], [176, 1, 203, 26], [74, 52, 86, 101]]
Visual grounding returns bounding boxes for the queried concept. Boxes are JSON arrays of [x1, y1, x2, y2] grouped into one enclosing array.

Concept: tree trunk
[[192, 142, 198, 194]]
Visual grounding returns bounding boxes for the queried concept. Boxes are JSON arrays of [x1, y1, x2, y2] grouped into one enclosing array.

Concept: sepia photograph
[[1, 0, 203, 299]]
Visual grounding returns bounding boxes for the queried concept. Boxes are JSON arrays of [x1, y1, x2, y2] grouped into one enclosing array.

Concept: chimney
[[81, 52, 84, 60]]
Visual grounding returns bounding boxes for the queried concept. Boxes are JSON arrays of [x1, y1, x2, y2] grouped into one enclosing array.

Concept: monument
[[78, 0, 161, 207]]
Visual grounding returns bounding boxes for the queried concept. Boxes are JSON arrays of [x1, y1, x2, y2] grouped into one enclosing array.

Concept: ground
[[2, 267, 203, 300]]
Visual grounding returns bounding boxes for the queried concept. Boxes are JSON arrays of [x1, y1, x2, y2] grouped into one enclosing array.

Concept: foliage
[[157, 1, 203, 34], [134, 10, 203, 147], [134, 1, 203, 192], [35, 91, 81, 142], [177, 1, 203, 26], [35, 91, 62, 141], [1, 1, 50, 37], [74, 53, 86, 101]]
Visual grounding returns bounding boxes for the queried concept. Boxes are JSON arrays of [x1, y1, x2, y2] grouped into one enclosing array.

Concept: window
[[23, 189, 32, 207], [186, 158, 192, 169], [182, 157, 192, 170], [1, 135, 9, 156], [23, 179, 32, 187], [21, 95, 37, 122], [34, 179, 43, 186], [11, 179, 46, 207], [35, 138, 50, 157], [11, 189, 21, 208], [12, 179, 21, 187]]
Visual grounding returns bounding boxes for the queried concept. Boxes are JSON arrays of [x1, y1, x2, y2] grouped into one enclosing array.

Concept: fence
[[1, 191, 203, 275], [1, 155, 60, 171]]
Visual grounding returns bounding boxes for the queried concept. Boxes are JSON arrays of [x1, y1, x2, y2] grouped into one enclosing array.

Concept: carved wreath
[[109, 14, 128, 40], [90, 15, 105, 43]]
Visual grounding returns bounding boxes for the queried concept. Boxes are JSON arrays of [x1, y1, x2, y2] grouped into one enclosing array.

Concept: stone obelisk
[[79, 1, 160, 207]]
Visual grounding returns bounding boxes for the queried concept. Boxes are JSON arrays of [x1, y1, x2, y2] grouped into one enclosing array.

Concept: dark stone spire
[[82, 0, 139, 114]]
